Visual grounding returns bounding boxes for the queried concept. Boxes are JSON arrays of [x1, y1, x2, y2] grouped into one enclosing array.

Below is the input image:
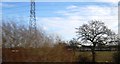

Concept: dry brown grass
[[2, 43, 77, 62]]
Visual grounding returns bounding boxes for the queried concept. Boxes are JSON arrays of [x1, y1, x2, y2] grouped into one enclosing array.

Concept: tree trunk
[[91, 47, 96, 63], [92, 51, 95, 62]]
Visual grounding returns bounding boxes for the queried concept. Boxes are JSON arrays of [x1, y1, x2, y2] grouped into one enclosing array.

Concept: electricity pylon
[[30, 0, 36, 34], [29, 0, 37, 47]]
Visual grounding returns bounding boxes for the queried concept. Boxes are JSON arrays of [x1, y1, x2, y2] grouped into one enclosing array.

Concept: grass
[[3, 47, 116, 62], [75, 51, 116, 62], [96, 51, 116, 62]]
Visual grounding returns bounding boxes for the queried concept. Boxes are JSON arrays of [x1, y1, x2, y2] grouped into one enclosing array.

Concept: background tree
[[76, 20, 116, 62], [2, 20, 53, 48], [69, 38, 79, 55]]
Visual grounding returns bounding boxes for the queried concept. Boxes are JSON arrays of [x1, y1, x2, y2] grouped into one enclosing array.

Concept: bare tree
[[2, 20, 53, 48], [76, 20, 116, 62], [69, 38, 79, 55]]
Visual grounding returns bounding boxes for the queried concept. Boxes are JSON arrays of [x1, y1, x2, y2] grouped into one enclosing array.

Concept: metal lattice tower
[[29, 0, 37, 47], [30, 0, 36, 34]]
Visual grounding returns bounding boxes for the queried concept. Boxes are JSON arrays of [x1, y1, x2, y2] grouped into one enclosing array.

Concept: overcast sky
[[2, 0, 118, 40]]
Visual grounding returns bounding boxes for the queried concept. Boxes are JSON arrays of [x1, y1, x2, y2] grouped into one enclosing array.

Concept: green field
[[75, 51, 116, 62]]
